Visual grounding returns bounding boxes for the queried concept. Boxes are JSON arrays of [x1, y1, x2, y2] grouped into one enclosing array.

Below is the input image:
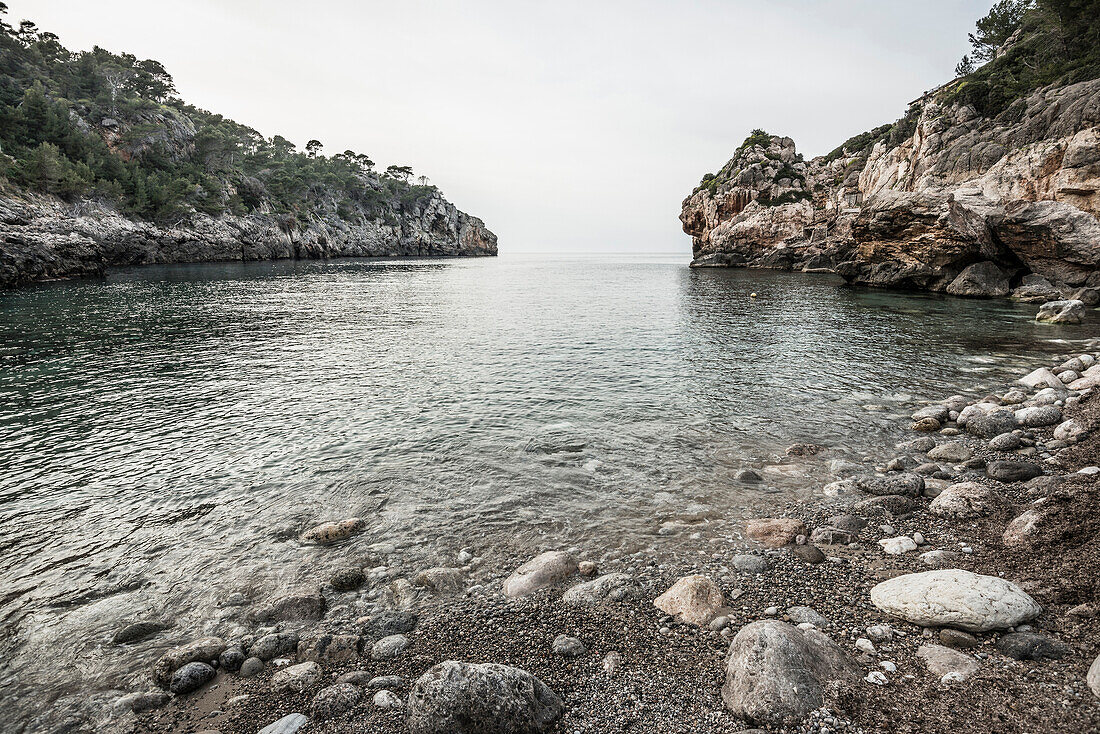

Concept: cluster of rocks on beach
[[111, 352, 1100, 734]]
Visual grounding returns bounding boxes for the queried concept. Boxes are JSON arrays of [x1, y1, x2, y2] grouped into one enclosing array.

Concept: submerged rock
[[112, 620, 173, 645], [502, 551, 578, 598], [745, 518, 806, 547], [251, 589, 326, 624], [407, 661, 563, 734], [562, 573, 638, 605], [721, 620, 858, 727], [299, 518, 365, 544], [1036, 299, 1086, 324], [870, 570, 1040, 632]]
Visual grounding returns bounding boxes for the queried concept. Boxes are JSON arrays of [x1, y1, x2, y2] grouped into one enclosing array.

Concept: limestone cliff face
[[0, 187, 496, 288], [681, 78, 1100, 300]]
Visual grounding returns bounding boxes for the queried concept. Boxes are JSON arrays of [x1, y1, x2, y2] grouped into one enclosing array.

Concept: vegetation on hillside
[[945, 0, 1100, 115], [820, 0, 1098, 178], [0, 5, 435, 225]]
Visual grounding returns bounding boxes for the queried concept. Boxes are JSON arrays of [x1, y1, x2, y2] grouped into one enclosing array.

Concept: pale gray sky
[[12, 0, 989, 254]]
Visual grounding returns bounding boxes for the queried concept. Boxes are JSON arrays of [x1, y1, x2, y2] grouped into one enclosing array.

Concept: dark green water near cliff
[[0, 253, 1094, 729]]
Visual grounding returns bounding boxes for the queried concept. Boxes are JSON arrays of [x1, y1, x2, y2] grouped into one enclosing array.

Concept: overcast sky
[[12, 0, 989, 254]]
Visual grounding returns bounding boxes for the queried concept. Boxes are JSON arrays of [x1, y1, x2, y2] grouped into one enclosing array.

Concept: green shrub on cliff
[[0, 6, 435, 224], [737, 129, 773, 152]]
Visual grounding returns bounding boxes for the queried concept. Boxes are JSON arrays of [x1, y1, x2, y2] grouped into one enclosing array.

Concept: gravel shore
[[128, 351, 1100, 734]]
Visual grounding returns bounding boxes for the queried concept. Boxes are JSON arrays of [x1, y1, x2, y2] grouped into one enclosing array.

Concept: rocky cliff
[[0, 185, 497, 289], [0, 15, 496, 290], [681, 78, 1100, 303]]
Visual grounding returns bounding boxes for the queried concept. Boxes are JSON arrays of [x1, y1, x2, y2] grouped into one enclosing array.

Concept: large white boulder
[[870, 569, 1040, 632]]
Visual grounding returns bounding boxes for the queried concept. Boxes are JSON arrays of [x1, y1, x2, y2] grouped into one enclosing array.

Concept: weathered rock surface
[[407, 661, 563, 734], [721, 620, 858, 727], [310, 683, 361, 720], [996, 632, 1071, 660], [870, 569, 1041, 632]]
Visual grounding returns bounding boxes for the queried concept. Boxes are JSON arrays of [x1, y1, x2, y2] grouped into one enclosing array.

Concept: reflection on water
[[0, 253, 1092, 730]]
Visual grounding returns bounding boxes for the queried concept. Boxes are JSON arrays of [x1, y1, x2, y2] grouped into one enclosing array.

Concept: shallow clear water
[[0, 253, 1093, 730]]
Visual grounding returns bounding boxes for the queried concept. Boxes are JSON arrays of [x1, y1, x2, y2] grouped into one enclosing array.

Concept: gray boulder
[[407, 661, 563, 734], [249, 632, 299, 661], [152, 636, 225, 688], [945, 261, 1011, 298], [987, 460, 1043, 482], [929, 482, 1007, 519], [169, 662, 215, 694], [966, 410, 1017, 438], [721, 620, 858, 727]]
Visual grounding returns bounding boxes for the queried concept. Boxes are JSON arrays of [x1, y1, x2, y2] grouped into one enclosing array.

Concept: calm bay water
[[0, 253, 1093, 730]]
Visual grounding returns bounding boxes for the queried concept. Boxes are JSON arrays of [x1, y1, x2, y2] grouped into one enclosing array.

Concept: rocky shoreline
[[103, 347, 1100, 734]]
